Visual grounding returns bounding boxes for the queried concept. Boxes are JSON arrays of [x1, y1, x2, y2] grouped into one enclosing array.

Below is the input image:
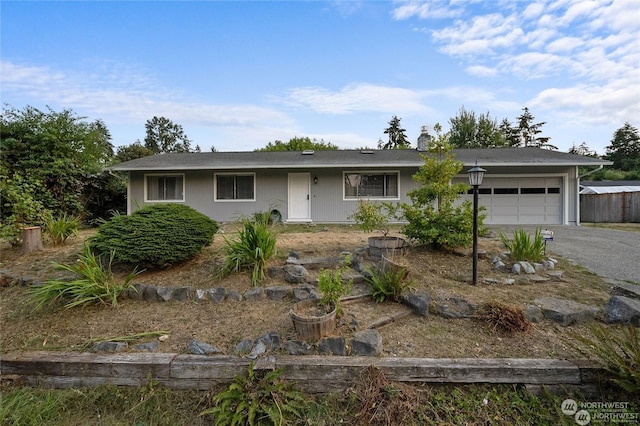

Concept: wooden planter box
[[290, 299, 337, 342]]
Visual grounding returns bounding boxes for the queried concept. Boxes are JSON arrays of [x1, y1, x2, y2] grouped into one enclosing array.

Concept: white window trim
[[343, 170, 401, 201], [214, 172, 256, 202], [144, 173, 185, 203]]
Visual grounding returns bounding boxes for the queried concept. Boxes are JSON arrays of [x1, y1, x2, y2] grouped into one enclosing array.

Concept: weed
[[43, 213, 81, 245], [365, 263, 411, 303], [221, 215, 277, 286], [28, 244, 139, 311], [500, 228, 545, 262], [571, 324, 640, 393], [199, 362, 307, 425], [478, 301, 531, 335]]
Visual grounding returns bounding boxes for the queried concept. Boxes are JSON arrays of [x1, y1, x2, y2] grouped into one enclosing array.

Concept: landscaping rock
[[318, 337, 347, 356], [187, 339, 221, 355], [266, 266, 283, 279], [533, 297, 600, 327], [543, 260, 555, 270], [226, 290, 242, 301], [283, 264, 308, 283], [209, 288, 226, 303], [156, 287, 175, 302], [143, 286, 160, 302], [128, 283, 146, 300], [234, 338, 254, 355], [518, 261, 536, 274], [547, 271, 564, 281], [493, 260, 506, 271], [133, 341, 159, 352], [93, 341, 128, 353], [244, 287, 264, 301], [483, 277, 501, 285], [298, 256, 344, 270], [283, 340, 314, 355], [248, 339, 267, 359], [504, 278, 516, 285], [437, 295, 476, 319], [171, 286, 192, 301], [194, 289, 208, 301], [512, 263, 522, 275], [400, 291, 430, 317], [293, 285, 320, 302], [604, 296, 640, 326], [257, 332, 281, 351], [351, 329, 382, 356], [266, 286, 291, 301], [533, 263, 544, 273], [610, 282, 640, 300], [524, 305, 544, 323]]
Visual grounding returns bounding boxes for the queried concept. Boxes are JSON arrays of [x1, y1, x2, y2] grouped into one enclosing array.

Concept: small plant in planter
[[317, 256, 353, 315], [348, 199, 404, 258], [290, 256, 353, 341]]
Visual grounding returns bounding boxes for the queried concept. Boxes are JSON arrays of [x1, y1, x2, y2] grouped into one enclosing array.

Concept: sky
[[1, 1, 639, 155]]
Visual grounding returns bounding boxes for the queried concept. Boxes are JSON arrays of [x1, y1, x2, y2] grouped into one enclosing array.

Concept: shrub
[[28, 245, 138, 311], [317, 256, 353, 314], [348, 199, 399, 237], [89, 204, 218, 268], [221, 215, 277, 286], [572, 324, 640, 393], [200, 362, 307, 425], [365, 263, 411, 303], [44, 213, 81, 245], [500, 228, 545, 262], [478, 301, 531, 335]]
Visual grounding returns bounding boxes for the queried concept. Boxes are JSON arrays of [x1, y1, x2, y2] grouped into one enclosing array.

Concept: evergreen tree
[[380, 116, 410, 149], [605, 122, 640, 171], [515, 107, 555, 149]]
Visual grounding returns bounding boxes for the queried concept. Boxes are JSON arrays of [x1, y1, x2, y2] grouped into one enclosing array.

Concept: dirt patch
[[0, 225, 611, 358]]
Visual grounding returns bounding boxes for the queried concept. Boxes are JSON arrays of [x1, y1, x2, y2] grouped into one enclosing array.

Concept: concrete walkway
[[492, 225, 640, 283]]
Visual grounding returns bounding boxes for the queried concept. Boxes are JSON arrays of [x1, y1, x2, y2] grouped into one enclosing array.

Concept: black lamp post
[[467, 166, 486, 285]]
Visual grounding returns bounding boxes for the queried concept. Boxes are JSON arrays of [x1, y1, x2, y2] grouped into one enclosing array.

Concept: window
[[466, 188, 492, 195], [344, 172, 399, 199], [494, 188, 518, 195], [145, 174, 184, 202], [547, 187, 560, 194], [521, 188, 546, 194], [215, 174, 255, 201]]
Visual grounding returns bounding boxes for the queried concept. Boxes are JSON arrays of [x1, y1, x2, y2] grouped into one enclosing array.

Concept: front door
[[288, 173, 311, 222]]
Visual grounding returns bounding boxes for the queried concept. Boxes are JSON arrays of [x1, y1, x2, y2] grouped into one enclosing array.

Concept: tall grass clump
[[28, 245, 139, 311], [365, 264, 411, 303], [499, 228, 545, 262], [44, 213, 81, 245], [89, 204, 218, 268], [200, 362, 307, 425], [221, 214, 277, 286], [572, 324, 640, 393]]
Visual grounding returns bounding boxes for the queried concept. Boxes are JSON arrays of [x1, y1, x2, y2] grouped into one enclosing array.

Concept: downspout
[[576, 165, 604, 226]]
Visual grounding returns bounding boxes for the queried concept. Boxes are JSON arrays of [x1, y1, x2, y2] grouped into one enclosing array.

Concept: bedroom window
[[145, 174, 184, 202], [215, 174, 255, 201], [344, 172, 399, 199]]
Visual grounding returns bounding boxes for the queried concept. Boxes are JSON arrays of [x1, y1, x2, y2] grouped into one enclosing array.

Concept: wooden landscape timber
[[0, 351, 604, 394]]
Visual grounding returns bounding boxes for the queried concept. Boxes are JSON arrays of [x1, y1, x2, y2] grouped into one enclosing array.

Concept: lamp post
[[467, 166, 486, 285]]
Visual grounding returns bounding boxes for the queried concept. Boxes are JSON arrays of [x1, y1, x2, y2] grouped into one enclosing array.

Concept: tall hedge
[[90, 204, 218, 268]]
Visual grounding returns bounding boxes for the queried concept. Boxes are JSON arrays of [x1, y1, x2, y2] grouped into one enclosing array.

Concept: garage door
[[454, 177, 563, 225]]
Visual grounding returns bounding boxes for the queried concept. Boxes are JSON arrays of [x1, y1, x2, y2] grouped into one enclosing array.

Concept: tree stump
[[21, 226, 43, 255]]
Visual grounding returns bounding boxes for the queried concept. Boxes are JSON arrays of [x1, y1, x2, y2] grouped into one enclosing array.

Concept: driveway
[[492, 225, 640, 283]]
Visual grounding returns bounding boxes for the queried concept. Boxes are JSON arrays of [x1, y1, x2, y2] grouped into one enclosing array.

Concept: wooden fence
[[581, 192, 640, 223], [1, 351, 604, 394]]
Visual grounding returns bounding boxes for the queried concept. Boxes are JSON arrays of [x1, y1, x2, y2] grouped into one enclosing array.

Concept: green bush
[[365, 264, 411, 303], [28, 245, 138, 311], [221, 215, 277, 286], [499, 228, 545, 262], [200, 362, 307, 425], [89, 204, 218, 268], [44, 213, 81, 245]]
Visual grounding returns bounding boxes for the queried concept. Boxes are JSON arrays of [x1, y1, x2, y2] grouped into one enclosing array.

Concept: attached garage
[[455, 176, 564, 225]]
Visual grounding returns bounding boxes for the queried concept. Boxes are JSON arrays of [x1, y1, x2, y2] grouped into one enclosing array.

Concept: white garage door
[[454, 177, 563, 225]]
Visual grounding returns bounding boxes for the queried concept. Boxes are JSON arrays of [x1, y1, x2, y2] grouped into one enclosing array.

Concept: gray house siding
[[127, 167, 421, 224]]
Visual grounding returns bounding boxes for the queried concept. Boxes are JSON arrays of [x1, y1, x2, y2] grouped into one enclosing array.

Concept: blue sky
[[2, 1, 638, 154]]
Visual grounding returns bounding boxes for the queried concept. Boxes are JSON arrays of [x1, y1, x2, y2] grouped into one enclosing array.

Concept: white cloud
[[466, 65, 498, 77], [282, 83, 430, 115], [391, 1, 462, 20]]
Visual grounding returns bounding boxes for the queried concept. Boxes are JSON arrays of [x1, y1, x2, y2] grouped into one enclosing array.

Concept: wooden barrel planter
[[368, 236, 405, 259], [290, 299, 337, 341]]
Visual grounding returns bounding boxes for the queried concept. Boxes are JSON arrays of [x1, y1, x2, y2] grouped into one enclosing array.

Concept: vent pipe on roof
[[417, 126, 432, 152], [302, 150, 315, 155]]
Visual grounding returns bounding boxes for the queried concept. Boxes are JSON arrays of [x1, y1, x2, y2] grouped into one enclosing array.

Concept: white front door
[[288, 173, 311, 221]]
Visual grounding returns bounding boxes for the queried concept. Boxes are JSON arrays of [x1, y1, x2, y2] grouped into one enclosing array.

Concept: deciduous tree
[[144, 116, 192, 153], [257, 136, 338, 151]]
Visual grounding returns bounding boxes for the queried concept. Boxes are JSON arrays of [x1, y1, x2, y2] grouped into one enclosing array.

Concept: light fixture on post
[[467, 165, 486, 286], [313, 176, 318, 184]]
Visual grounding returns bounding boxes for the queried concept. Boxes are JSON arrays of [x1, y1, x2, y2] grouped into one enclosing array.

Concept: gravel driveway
[[492, 225, 640, 283]]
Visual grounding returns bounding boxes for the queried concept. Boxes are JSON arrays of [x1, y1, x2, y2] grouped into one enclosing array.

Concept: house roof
[[109, 147, 613, 171], [580, 180, 640, 194]]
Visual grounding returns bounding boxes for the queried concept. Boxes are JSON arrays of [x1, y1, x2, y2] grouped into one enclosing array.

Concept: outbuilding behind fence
[[580, 181, 640, 223]]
